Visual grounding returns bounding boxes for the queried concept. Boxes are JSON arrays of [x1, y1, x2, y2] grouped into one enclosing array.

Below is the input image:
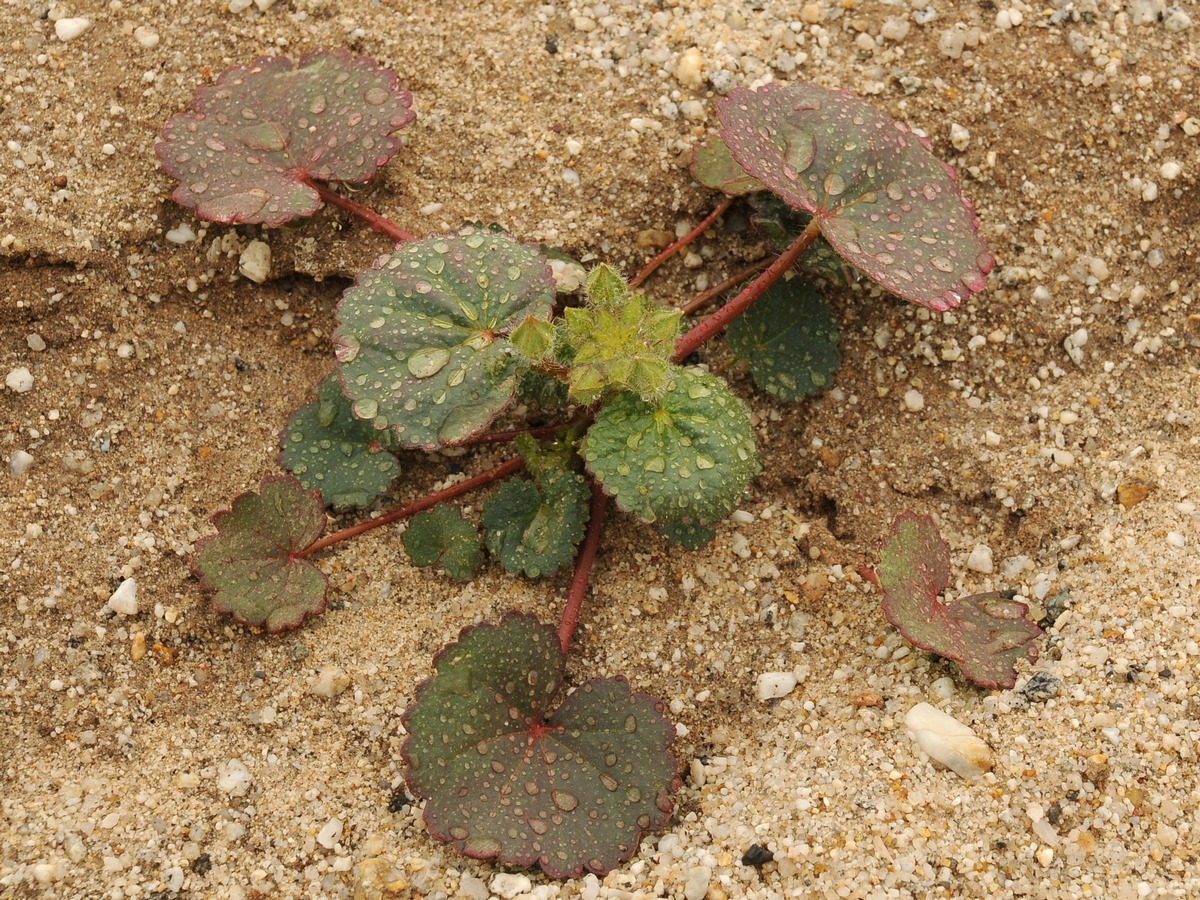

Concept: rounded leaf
[[482, 471, 590, 578], [581, 368, 761, 526], [280, 375, 400, 509], [402, 613, 681, 878], [192, 475, 328, 632], [726, 278, 840, 401], [717, 83, 995, 310], [691, 136, 767, 196], [156, 50, 415, 226], [403, 505, 483, 580], [334, 228, 556, 449]]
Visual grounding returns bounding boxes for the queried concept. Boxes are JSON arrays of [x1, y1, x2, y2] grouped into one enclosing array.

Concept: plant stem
[[303, 176, 417, 243], [557, 482, 609, 654], [630, 196, 734, 289], [300, 456, 524, 557], [672, 218, 821, 362], [679, 257, 772, 316]]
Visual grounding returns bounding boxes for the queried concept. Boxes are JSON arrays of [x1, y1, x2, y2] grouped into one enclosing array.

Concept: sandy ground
[[2, 0, 1199, 897]]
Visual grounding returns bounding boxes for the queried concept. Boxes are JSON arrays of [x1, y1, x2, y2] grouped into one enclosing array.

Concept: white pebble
[[27, 333, 46, 351], [1159, 161, 1181, 180], [949, 123, 970, 151], [966, 544, 994, 574], [254, 0, 278, 9], [1141, 181, 1158, 202], [880, 17, 910, 40], [133, 26, 160, 48], [676, 47, 705, 89], [55, 17, 91, 41], [228, 0, 253, 11], [1052, 449, 1076, 468], [6, 367, 33, 393], [310, 667, 351, 698], [756, 671, 798, 701], [684, 866, 712, 900], [10, 450, 34, 476], [680, 100, 706, 121], [316, 817, 343, 849], [904, 702, 995, 780], [101, 143, 116, 156], [1036, 845, 1055, 866], [239, 240, 271, 283], [903, 389, 925, 412], [107, 578, 138, 616], [561, 167, 580, 185], [937, 29, 965, 58], [166, 224, 196, 244], [565, 138, 583, 156], [1166, 531, 1186, 548], [490, 873, 533, 899], [216, 759, 253, 797]]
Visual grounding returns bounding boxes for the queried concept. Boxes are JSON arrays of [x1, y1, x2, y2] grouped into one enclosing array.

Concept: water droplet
[[551, 790, 579, 812], [355, 398, 378, 419], [624, 715, 637, 733], [930, 256, 954, 273], [506, 265, 522, 282], [491, 760, 505, 773], [940, 288, 962, 308], [463, 233, 486, 250], [449, 826, 469, 840], [204, 137, 227, 152], [645, 456, 665, 473], [780, 127, 815, 174], [626, 786, 642, 803], [369, 317, 385, 329], [875, 252, 894, 266], [525, 781, 540, 795], [824, 173, 847, 196], [528, 818, 548, 835], [189, 182, 208, 195], [604, 752, 618, 767], [426, 257, 445, 276], [922, 184, 939, 201], [364, 87, 389, 106], [599, 773, 619, 792], [407, 348, 450, 379], [309, 95, 327, 115], [414, 280, 433, 294], [695, 455, 715, 470], [885, 181, 905, 202], [347, 113, 363, 128]]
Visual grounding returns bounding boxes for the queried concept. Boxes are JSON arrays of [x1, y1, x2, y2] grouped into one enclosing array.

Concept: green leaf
[[403, 506, 483, 580], [877, 512, 1041, 690], [156, 50, 415, 227], [279, 375, 400, 510], [691, 136, 767, 196], [657, 523, 715, 549], [725, 278, 840, 401], [192, 475, 328, 632], [747, 194, 850, 285], [334, 228, 556, 449], [510, 315, 557, 363], [483, 470, 590, 578], [581, 368, 760, 526], [717, 83, 995, 311], [402, 613, 682, 878]]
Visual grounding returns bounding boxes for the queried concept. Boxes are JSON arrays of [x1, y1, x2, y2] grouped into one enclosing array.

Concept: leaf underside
[[877, 511, 1041, 689], [403, 505, 483, 580], [717, 82, 995, 310], [725, 277, 840, 402], [402, 613, 681, 878], [582, 368, 760, 526], [156, 49, 415, 226], [483, 471, 591, 578], [334, 227, 556, 449], [192, 475, 328, 632], [280, 375, 400, 510]]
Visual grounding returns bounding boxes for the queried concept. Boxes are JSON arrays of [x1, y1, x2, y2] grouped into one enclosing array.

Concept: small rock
[[6, 367, 33, 393], [239, 240, 271, 283], [10, 450, 34, 476], [1163, 7, 1191, 31], [756, 671, 798, 700], [637, 228, 675, 249], [130, 632, 147, 662], [966, 544, 994, 574], [903, 389, 925, 412], [490, 873, 532, 899], [1159, 160, 1182, 180], [133, 26, 159, 48], [316, 817, 343, 849], [55, 17, 91, 41], [800, 3, 822, 24], [310, 667, 351, 698], [904, 702, 994, 780], [26, 333, 46, 351], [684, 865, 712, 900], [742, 843, 774, 866], [1018, 672, 1061, 702], [107, 578, 138, 616], [880, 17, 910, 40], [166, 223, 196, 244], [938, 29, 965, 58], [456, 872, 489, 900], [217, 759, 253, 797], [254, 0, 278, 9], [676, 47, 705, 89], [949, 123, 970, 151]]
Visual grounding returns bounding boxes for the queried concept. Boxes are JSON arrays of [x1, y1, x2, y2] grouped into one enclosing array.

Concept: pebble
[[239, 240, 271, 283], [133, 26, 160, 48], [27, 333, 46, 351], [938, 29, 965, 58], [217, 759, 253, 797], [995, 8, 1023, 29], [676, 47, 705, 88], [684, 865, 712, 900], [756, 671, 798, 700], [904, 702, 995, 780], [456, 873, 489, 900], [903, 389, 925, 412], [10, 450, 34, 476], [310, 667, 351, 698], [1052, 449, 1076, 468], [880, 17, 910, 41], [166, 223, 196, 244], [490, 873, 532, 899], [106, 578, 138, 616], [800, 3, 822, 24], [1159, 160, 1181, 180], [1166, 531, 1186, 548], [54, 17, 91, 41], [6, 367, 33, 393], [949, 123, 970, 151], [316, 817, 343, 849]]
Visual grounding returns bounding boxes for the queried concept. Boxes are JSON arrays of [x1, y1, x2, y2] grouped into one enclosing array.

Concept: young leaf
[[334, 227, 556, 449], [192, 475, 328, 632], [157, 50, 415, 227], [691, 136, 767, 196], [403, 505, 483, 580], [716, 83, 995, 311], [482, 470, 590, 578], [402, 613, 682, 878], [725, 277, 840, 401], [581, 368, 760, 526], [280, 375, 400, 510], [876, 512, 1041, 690]]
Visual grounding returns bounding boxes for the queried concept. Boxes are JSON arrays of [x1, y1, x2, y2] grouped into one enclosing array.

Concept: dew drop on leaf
[[551, 790, 579, 812], [407, 347, 451, 378], [624, 715, 637, 733], [364, 86, 390, 106], [824, 172, 847, 196], [355, 398, 379, 419]]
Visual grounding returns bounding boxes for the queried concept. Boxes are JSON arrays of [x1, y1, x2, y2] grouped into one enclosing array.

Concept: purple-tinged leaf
[[691, 136, 766, 196], [876, 512, 1040, 690], [402, 613, 681, 878], [192, 475, 328, 632], [716, 83, 995, 311], [157, 50, 414, 226]]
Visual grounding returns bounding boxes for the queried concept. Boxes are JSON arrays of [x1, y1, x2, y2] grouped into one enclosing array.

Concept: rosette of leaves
[[875, 512, 1041, 689], [156, 50, 414, 226], [562, 265, 681, 405], [333, 227, 556, 449], [713, 82, 995, 311], [581, 367, 760, 526], [402, 613, 681, 878], [280, 375, 400, 509], [725, 277, 840, 401], [192, 476, 328, 632]]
